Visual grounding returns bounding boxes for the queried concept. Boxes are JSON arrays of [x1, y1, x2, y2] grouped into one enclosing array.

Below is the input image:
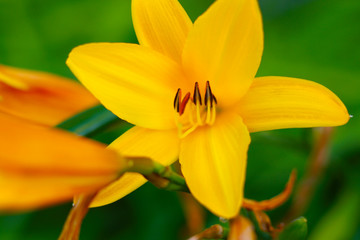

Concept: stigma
[[173, 81, 217, 138]]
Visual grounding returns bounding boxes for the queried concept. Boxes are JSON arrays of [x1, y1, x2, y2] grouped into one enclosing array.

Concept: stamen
[[212, 95, 217, 105], [188, 105, 195, 125], [179, 92, 190, 115], [173, 88, 181, 112], [205, 81, 215, 108], [205, 101, 211, 124], [173, 81, 218, 138], [210, 105, 216, 125], [196, 102, 203, 125], [193, 82, 202, 105], [204, 81, 211, 107], [180, 124, 198, 139]]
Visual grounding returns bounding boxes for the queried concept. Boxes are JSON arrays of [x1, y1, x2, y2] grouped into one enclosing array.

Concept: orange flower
[[0, 112, 124, 211], [0, 64, 98, 126]]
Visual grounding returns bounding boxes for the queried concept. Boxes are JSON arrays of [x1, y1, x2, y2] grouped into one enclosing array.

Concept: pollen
[[173, 81, 217, 138]]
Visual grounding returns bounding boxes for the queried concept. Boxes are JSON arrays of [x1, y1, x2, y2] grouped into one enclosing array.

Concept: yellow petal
[[0, 112, 123, 211], [237, 77, 350, 132], [0, 64, 98, 126], [91, 126, 179, 207], [132, 0, 192, 62], [67, 43, 189, 130], [182, 0, 263, 106], [179, 112, 250, 218]]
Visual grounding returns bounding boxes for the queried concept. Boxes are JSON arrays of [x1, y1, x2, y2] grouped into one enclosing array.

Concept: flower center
[[173, 81, 217, 138]]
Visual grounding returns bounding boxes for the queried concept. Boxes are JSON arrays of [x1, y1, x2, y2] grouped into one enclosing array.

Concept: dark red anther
[[174, 88, 181, 112], [212, 95, 218, 105], [193, 82, 202, 105], [179, 92, 190, 115], [205, 81, 213, 107], [204, 81, 217, 108]]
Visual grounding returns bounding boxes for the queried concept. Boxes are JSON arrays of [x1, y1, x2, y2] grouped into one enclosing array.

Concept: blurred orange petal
[[0, 112, 124, 211], [228, 216, 256, 240], [0, 64, 98, 126]]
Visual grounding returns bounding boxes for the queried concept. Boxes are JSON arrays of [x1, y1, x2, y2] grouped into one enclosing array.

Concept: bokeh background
[[0, 0, 359, 239]]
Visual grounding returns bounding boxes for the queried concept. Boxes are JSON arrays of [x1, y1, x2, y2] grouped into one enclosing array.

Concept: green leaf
[[56, 104, 119, 137], [278, 217, 308, 240]]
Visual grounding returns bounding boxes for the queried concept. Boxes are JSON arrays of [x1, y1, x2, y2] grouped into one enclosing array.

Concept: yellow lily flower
[[67, 0, 349, 218], [0, 64, 98, 126], [0, 112, 124, 211]]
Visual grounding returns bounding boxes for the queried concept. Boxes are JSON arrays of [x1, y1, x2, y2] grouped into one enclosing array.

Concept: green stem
[[187, 224, 228, 240], [124, 157, 189, 192]]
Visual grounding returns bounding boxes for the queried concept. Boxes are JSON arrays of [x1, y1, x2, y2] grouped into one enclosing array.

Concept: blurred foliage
[[56, 105, 122, 137], [278, 217, 307, 240], [0, 0, 359, 239]]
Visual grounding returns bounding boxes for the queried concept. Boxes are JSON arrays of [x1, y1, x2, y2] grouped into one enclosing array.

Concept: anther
[[213, 95, 217, 105], [179, 92, 191, 115], [173, 88, 181, 112], [205, 81, 215, 108], [193, 82, 202, 105]]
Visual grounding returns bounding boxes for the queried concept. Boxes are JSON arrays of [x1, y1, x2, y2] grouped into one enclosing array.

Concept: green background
[[0, 0, 359, 239]]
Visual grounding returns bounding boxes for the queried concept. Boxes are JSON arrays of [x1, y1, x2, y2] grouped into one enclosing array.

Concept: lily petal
[[0, 113, 123, 211], [0, 64, 98, 126], [132, 0, 192, 62], [228, 216, 256, 240], [237, 77, 350, 132], [67, 43, 188, 130], [91, 126, 179, 207], [182, 0, 263, 106], [0, 67, 28, 90], [0, 173, 115, 212], [180, 113, 250, 218]]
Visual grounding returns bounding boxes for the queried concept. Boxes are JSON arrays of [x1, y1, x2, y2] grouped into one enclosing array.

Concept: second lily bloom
[[67, 0, 349, 218]]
